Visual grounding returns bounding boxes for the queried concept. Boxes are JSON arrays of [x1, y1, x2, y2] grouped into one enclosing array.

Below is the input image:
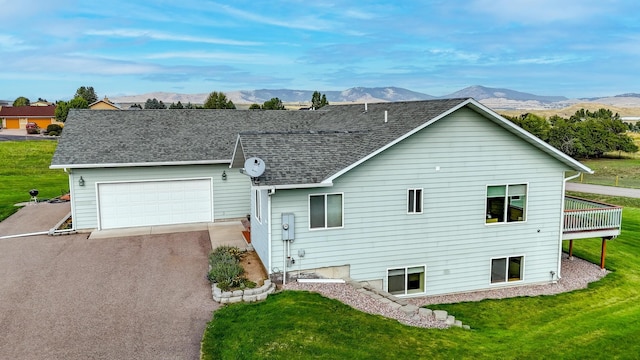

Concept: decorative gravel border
[[283, 254, 608, 329]]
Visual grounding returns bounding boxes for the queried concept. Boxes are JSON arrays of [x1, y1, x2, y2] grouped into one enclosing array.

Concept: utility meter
[[282, 213, 295, 241]]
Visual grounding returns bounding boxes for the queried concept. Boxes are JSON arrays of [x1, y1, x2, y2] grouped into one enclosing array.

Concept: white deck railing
[[564, 196, 622, 233]]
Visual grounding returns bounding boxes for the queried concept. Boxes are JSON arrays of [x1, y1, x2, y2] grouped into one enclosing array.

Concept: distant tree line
[[504, 108, 638, 158]]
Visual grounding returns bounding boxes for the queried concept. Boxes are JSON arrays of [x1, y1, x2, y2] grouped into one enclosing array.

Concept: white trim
[[95, 177, 214, 230], [51, 159, 231, 169], [273, 182, 334, 190], [489, 255, 525, 284], [485, 183, 529, 225], [385, 264, 427, 296], [407, 188, 423, 214], [308, 192, 344, 230]]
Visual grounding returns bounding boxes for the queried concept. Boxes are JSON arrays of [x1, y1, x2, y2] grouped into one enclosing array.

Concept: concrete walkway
[[90, 220, 250, 250], [0, 202, 70, 237], [566, 183, 640, 198]]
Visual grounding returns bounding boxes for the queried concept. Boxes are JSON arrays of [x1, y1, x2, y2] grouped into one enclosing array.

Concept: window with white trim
[[309, 193, 343, 229], [387, 266, 426, 295], [254, 189, 261, 223], [407, 188, 423, 214], [491, 256, 523, 283], [486, 184, 527, 223]]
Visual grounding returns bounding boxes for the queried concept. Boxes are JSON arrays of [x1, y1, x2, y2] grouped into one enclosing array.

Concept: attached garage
[[97, 178, 213, 230]]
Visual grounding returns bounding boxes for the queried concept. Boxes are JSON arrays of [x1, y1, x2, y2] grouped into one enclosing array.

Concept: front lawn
[[0, 141, 68, 221], [202, 204, 640, 359]]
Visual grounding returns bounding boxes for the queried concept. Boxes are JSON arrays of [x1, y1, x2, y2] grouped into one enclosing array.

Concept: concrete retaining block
[[454, 320, 463, 327], [446, 315, 455, 325], [418, 308, 433, 318], [434, 310, 448, 321], [400, 304, 419, 315]]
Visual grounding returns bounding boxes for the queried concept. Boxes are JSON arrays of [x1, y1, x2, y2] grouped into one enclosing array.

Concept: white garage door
[[98, 179, 213, 230]]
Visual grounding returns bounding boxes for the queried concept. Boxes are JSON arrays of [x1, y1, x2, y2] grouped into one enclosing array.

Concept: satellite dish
[[244, 157, 266, 178]]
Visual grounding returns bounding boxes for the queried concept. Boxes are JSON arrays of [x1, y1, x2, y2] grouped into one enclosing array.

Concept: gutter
[[557, 172, 582, 280]]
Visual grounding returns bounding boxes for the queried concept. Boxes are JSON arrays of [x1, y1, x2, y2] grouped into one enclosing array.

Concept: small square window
[[486, 184, 527, 223], [491, 256, 523, 284], [309, 193, 343, 229], [387, 266, 425, 295]]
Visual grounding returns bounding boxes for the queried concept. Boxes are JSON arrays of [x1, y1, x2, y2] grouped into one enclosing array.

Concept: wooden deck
[[563, 196, 622, 240]]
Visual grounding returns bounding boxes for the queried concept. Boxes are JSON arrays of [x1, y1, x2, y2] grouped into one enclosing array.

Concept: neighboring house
[[0, 105, 58, 129], [51, 99, 622, 296], [89, 97, 122, 110]]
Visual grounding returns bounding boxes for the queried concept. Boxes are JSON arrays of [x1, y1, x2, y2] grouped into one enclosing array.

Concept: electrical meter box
[[282, 213, 295, 241]]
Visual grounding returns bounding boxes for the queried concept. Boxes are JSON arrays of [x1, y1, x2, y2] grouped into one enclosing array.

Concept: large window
[[387, 266, 426, 295], [486, 184, 527, 223], [407, 188, 423, 214], [491, 256, 523, 283], [309, 193, 343, 229]]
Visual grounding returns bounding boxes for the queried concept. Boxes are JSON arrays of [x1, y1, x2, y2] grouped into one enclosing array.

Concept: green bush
[[46, 124, 63, 133], [208, 245, 247, 291], [48, 131, 59, 136]]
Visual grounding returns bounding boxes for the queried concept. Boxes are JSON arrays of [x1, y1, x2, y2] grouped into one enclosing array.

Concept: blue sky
[[1, 0, 639, 101]]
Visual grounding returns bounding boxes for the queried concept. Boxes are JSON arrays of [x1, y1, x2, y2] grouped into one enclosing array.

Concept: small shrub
[[48, 131, 59, 136], [208, 245, 246, 290], [46, 124, 63, 133]]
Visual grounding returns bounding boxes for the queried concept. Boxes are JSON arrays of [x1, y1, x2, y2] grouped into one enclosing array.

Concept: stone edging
[[348, 280, 471, 329], [212, 279, 275, 304]]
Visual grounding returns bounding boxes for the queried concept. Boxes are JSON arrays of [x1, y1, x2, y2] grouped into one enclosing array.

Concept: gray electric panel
[[282, 213, 295, 241]]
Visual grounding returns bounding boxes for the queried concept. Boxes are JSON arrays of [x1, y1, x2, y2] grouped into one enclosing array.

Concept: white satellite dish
[[244, 157, 266, 177]]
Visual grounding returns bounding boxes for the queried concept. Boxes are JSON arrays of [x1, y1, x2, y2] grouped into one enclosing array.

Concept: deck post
[[569, 240, 574, 259], [600, 238, 607, 270]]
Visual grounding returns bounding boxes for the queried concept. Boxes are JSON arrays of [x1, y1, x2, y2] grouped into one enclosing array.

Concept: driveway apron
[[0, 231, 218, 359]]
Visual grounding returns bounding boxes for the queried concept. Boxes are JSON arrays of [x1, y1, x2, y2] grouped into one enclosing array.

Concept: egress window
[[491, 256, 524, 283], [387, 266, 426, 295], [486, 184, 527, 223]]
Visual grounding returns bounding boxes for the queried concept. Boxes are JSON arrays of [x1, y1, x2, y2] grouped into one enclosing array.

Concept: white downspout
[[557, 172, 581, 280]]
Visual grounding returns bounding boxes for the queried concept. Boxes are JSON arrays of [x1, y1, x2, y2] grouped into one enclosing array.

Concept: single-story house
[[1, 105, 58, 129], [51, 99, 621, 296], [89, 97, 121, 110]]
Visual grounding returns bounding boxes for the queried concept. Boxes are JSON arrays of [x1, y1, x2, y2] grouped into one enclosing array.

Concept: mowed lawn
[[0, 141, 68, 221], [203, 194, 640, 359]]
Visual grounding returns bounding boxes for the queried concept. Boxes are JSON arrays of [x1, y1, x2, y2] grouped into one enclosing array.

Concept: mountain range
[[110, 85, 640, 110]]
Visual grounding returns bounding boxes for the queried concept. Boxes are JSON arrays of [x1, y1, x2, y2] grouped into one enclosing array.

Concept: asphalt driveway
[[0, 231, 217, 359]]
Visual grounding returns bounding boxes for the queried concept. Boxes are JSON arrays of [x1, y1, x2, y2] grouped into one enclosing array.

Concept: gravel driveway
[[0, 231, 217, 359]]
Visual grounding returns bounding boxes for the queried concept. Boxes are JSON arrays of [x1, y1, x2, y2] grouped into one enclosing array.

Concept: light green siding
[[70, 164, 250, 230], [267, 107, 569, 296], [251, 189, 270, 271]]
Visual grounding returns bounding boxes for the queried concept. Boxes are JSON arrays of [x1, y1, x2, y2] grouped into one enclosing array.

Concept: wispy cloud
[[210, 2, 335, 31], [86, 29, 262, 46]]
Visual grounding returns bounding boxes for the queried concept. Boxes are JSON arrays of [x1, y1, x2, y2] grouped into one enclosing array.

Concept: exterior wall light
[[222, 171, 227, 181], [79, 176, 85, 186]]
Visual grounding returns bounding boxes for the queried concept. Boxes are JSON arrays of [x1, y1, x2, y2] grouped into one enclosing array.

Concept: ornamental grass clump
[[208, 246, 246, 291]]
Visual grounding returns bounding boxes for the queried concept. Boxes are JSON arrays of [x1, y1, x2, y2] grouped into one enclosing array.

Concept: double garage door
[[97, 179, 213, 230]]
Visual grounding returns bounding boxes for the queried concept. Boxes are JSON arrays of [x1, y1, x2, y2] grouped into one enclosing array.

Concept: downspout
[[557, 172, 581, 280], [65, 168, 77, 232], [267, 187, 275, 282]]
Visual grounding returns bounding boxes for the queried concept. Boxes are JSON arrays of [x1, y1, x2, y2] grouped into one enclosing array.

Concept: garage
[[97, 178, 213, 229]]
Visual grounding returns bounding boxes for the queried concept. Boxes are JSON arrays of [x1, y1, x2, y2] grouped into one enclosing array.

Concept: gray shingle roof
[[51, 98, 590, 185]]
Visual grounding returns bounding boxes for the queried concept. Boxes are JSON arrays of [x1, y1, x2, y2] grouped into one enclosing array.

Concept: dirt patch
[[241, 250, 268, 286]]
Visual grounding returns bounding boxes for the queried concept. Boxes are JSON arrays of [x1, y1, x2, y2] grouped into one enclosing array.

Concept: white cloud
[[468, 0, 613, 23], [85, 29, 262, 46]]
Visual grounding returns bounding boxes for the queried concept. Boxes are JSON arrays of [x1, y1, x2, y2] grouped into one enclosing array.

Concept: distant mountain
[[228, 87, 434, 104], [441, 85, 567, 103], [109, 86, 640, 111]]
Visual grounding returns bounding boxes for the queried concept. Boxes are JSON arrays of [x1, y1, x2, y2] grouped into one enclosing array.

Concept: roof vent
[[384, 110, 388, 123], [363, 103, 368, 113]]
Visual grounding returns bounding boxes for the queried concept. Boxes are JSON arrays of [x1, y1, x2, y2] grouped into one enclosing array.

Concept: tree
[[144, 98, 166, 109], [55, 97, 89, 122], [128, 103, 143, 109], [184, 102, 197, 109], [169, 101, 184, 109], [13, 96, 30, 107], [203, 91, 235, 109], [311, 91, 329, 109], [505, 113, 550, 142], [262, 97, 285, 110], [249, 104, 261, 110], [74, 86, 98, 104]]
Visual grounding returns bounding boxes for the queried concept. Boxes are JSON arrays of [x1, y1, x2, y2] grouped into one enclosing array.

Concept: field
[[0, 141, 68, 221]]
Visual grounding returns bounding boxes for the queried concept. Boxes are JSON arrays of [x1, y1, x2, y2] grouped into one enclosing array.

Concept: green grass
[[573, 158, 640, 188], [0, 141, 68, 221], [202, 203, 640, 359]]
